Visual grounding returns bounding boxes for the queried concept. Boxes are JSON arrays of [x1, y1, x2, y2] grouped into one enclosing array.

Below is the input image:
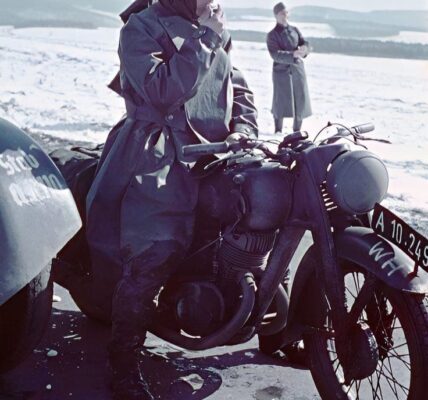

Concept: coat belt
[[125, 100, 187, 130]]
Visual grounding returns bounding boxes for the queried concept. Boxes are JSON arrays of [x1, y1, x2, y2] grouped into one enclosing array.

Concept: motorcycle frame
[[250, 141, 428, 365]]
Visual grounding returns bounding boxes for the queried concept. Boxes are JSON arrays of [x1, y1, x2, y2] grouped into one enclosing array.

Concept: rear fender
[[0, 118, 81, 306]]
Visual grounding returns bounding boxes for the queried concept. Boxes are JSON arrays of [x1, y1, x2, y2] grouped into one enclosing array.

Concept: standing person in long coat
[[85, 0, 258, 399], [267, 2, 312, 133]]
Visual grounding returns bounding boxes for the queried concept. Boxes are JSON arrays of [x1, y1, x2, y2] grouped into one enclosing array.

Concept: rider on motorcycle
[[85, 1, 258, 398]]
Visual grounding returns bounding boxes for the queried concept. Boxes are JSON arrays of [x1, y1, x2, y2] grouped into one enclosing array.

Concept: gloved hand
[[225, 132, 249, 145], [199, 4, 225, 36], [294, 45, 310, 59]]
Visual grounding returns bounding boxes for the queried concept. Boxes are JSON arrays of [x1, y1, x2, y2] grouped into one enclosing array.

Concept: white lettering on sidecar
[[9, 174, 62, 207], [369, 241, 404, 277], [0, 148, 40, 176]]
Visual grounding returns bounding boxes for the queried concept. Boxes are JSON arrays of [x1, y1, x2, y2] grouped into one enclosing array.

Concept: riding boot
[[108, 242, 185, 400], [108, 301, 155, 400], [109, 344, 154, 400], [108, 276, 157, 400], [281, 341, 307, 367]]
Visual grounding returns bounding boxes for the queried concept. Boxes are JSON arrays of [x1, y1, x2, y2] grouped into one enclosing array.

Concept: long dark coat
[[267, 24, 312, 119], [86, 3, 258, 277]]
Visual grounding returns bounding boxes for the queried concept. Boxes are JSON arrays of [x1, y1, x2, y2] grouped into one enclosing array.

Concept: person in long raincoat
[[267, 2, 312, 133], [85, 1, 258, 399]]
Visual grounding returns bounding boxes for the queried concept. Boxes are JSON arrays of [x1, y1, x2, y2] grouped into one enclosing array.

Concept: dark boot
[[109, 346, 154, 400], [281, 341, 307, 367], [109, 276, 156, 400], [108, 243, 185, 400]]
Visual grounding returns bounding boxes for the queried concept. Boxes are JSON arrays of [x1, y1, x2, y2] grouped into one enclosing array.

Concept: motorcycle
[[52, 122, 428, 399], [0, 118, 81, 372]]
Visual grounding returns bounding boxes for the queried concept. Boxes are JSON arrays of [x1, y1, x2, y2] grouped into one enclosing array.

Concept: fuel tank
[[0, 118, 81, 306], [198, 157, 293, 231]]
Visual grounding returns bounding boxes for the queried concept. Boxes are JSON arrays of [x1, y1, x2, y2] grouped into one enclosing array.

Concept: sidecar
[[0, 118, 81, 372]]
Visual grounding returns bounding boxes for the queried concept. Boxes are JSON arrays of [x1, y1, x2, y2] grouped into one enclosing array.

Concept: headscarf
[[159, 0, 198, 22]]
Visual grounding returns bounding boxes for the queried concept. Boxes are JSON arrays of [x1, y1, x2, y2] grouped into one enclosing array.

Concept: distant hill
[[227, 6, 428, 36], [2, 2, 428, 34], [290, 6, 428, 36], [0, 0, 125, 28], [229, 30, 428, 60]]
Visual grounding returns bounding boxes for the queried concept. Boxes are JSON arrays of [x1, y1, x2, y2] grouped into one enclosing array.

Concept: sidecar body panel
[[0, 118, 82, 306]]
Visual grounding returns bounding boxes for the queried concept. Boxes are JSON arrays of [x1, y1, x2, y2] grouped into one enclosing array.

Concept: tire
[[0, 264, 53, 373], [304, 251, 428, 400], [70, 285, 112, 325]]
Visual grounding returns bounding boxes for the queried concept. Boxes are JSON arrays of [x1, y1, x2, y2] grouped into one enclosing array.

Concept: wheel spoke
[[389, 350, 411, 370], [377, 366, 400, 398], [367, 376, 380, 400], [310, 264, 423, 400], [374, 366, 385, 400], [376, 367, 409, 397], [378, 359, 410, 396], [391, 351, 410, 358], [389, 342, 408, 351], [346, 286, 357, 300], [354, 379, 362, 398], [334, 359, 341, 374], [387, 357, 401, 397]]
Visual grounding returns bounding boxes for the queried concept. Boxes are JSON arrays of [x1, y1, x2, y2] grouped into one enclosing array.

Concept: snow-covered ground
[[0, 26, 427, 234]]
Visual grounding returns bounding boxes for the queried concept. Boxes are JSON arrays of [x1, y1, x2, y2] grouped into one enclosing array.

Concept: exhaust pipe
[[151, 273, 256, 350]]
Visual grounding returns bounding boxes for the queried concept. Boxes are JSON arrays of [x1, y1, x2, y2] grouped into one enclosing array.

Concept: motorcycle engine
[[218, 230, 277, 282], [216, 229, 277, 319], [163, 229, 276, 337], [162, 162, 284, 336]]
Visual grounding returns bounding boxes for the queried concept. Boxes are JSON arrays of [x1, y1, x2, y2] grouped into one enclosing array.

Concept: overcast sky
[[225, 0, 428, 11]]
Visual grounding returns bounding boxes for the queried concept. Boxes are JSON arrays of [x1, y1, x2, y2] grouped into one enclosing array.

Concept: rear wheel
[[305, 258, 428, 399], [0, 265, 53, 372]]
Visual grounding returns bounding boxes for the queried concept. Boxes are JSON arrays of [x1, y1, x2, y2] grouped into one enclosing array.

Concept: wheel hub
[[345, 322, 379, 381]]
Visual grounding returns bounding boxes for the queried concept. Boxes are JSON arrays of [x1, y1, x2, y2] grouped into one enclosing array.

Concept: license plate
[[372, 203, 428, 272]]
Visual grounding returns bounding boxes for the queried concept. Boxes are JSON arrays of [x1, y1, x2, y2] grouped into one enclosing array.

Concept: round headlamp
[[326, 150, 389, 215]]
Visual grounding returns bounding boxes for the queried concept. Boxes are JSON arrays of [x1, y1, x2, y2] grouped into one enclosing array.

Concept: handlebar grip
[[182, 142, 229, 157], [353, 123, 375, 134]]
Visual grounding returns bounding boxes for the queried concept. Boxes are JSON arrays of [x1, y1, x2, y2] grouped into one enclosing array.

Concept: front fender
[[288, 226, 427, 331], [0, 118, 82, 306], [335, 226, 428, 294]]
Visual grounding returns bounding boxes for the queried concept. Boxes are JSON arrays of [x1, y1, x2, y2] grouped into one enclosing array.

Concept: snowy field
[[0, 26, 427, 235]]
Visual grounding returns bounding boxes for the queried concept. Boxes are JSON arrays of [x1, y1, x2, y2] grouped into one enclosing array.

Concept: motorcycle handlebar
[[338, 123, 375, 136], [182, 142, 230, 157]]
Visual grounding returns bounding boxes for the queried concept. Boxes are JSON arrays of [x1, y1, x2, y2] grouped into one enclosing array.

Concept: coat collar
[[274, 23, 291, 32], [155, 3, 230, 53], [155, 3, 198, 51]]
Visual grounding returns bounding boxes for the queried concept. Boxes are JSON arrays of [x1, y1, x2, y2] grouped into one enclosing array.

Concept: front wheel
[[304, 256, 428, 400]]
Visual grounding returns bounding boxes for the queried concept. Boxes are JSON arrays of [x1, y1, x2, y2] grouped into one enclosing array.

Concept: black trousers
[[110, 241, 185, 356]]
